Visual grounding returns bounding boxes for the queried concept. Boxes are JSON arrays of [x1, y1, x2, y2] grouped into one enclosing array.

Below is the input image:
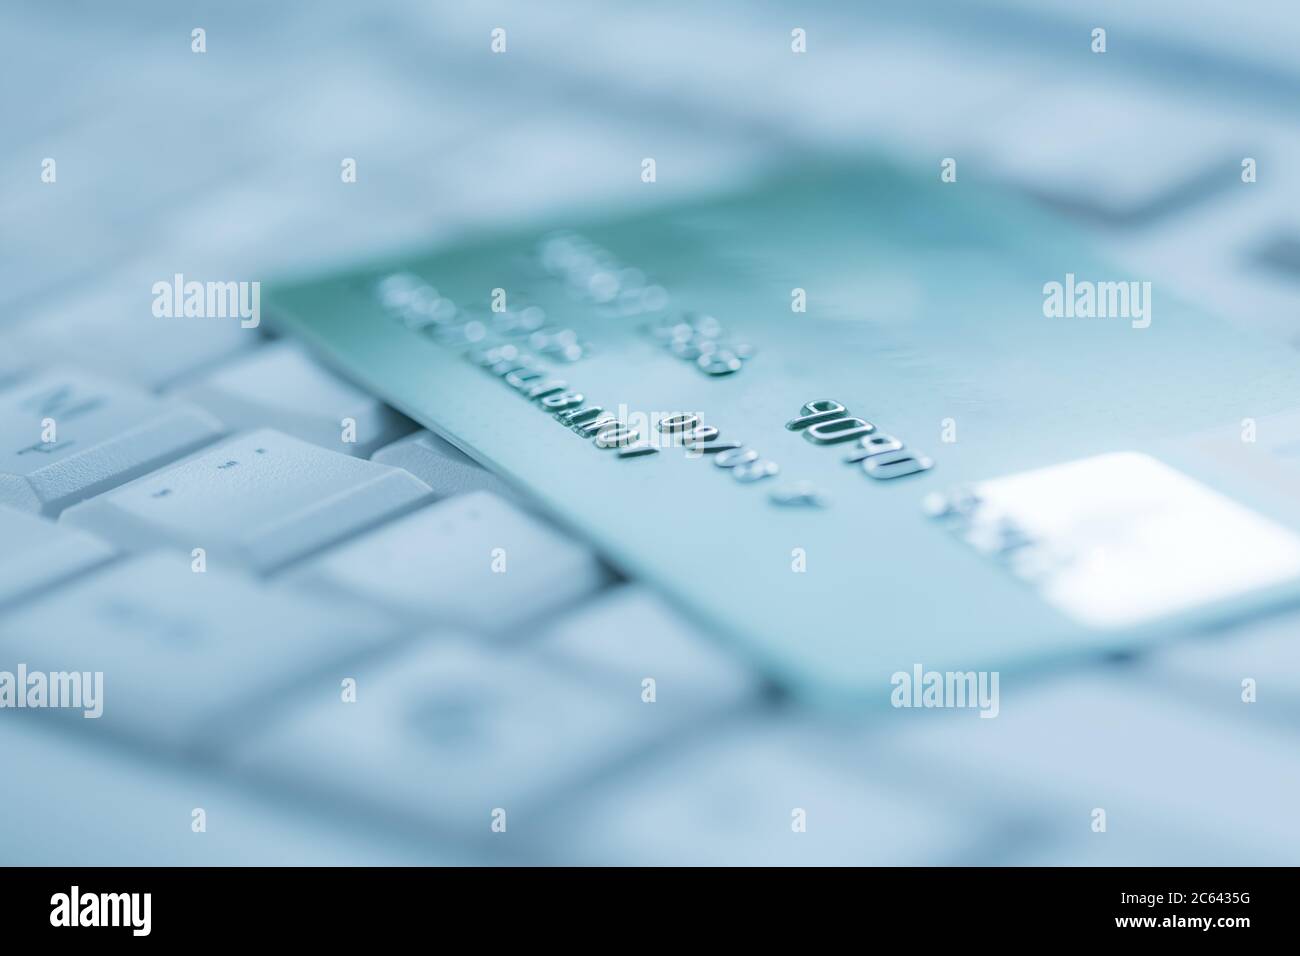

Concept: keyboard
[[5, 0, 1300, 866]]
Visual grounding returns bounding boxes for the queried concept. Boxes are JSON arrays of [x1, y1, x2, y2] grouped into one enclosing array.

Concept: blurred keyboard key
[[173, 341, 413, 456], [536, 585, 756, 711], [1251, 233, 1300, 279], [544, 719, 976, 865], [887, 673, 1300, 863], [0, 720, 447, 864], [235, 639, 668, 831], [0, 370, 224, 515], [0, 506, 115, 608], [0, 552, 403, 751], [982, 82, 1241, 225], [0, 350, 32, 388], [1149, 614, 1300, 721], [996, 820, 1250, 866], [4, 273, 256, 390], [371, 429, 516, 499], [61, 428, 432, 573], [294, 490, 607, 632]]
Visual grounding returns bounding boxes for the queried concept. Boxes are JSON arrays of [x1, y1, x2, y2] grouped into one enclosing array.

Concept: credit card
[[266, 159, 1300, 703]]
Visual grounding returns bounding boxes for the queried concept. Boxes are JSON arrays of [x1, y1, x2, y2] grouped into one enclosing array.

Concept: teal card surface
[[267, 160, 1300, 703]]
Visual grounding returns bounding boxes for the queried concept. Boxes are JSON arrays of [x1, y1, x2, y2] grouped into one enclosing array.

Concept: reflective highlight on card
[[925, 452, 1300, 628]]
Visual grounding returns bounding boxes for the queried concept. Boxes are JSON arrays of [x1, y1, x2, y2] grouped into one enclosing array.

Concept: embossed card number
[[787, 400, 933, 480]]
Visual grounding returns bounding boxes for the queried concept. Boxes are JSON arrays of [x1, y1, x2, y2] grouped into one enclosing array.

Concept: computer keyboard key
[[981, 82, 1242, 225], [293, 490, 607, 632], [0, 506, 115, 608], [535, 585, 756, 712], [0, 720, 448, 864], [173, 341, 414, 457], [60, 429, 433, 573], [371, 430, 516, 500], [0, 350, 33, 388], [887, 674, 1300, 863], [1252, 233, 1300, 280], [544, 720, 978, 865], [0, 552, 404, 751], [1149, 614, 1300, 722], [3, 275, 257, 390], [234, 640, 670, 830], [0, 370, 225, 515]]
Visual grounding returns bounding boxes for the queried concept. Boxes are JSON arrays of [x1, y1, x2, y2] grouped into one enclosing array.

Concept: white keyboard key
[[998, 822, 1243, 867], [294, 490, 607, 632], [1094, 175, 1300, 342], [980, 81, 1243, 224], [0, 370, 224, 515], [173, 341, 413, 457], [371, 429, 516, 500], [3, 269, 256, 390], [0, 349, 32, 388], [1253, 232, 1300, 280], [0, 721, 451, 864], [536, 585, 756, 712], [1150, 614, 1300, 719], [61, 429, 432, 573], [887, 673, 1300, 862], [235, 639, 668, 830], [0, 552, 403, 750], [544, 720, 978, 865], [0, 506, 115, 608]]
